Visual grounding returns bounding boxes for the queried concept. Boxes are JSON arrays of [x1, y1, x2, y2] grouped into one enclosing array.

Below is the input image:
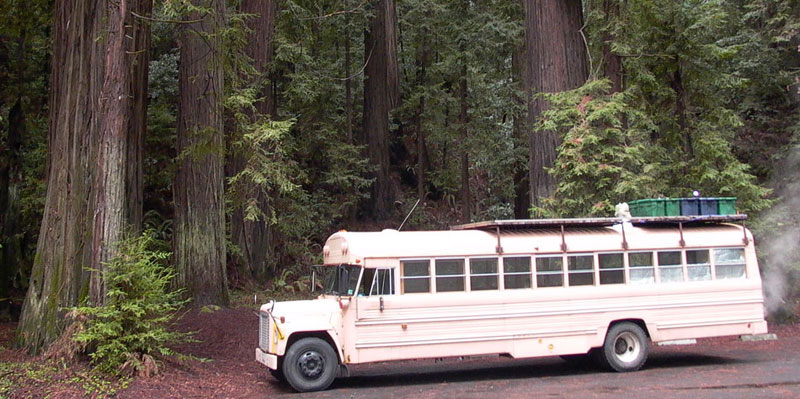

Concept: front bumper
[[255, 347, 278, 370]]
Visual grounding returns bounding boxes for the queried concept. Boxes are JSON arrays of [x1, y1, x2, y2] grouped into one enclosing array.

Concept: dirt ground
[[1, 307, 798, 399]]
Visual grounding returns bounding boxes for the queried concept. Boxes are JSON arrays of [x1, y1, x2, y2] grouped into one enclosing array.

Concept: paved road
[[266, 324, 800, 399]]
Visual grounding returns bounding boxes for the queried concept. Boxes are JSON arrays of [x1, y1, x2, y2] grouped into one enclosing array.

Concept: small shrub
[[72, 232, 193, 376]]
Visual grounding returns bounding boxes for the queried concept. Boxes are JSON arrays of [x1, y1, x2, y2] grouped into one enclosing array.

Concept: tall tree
[[17, 0, 151, 351], [17, 0, 106, 352], [363, 0, 399, 220], [91, 0, 130, 303], [174, 0, 229, 306], [230, 0, 278, 281], [511, 46, 531, 218], [523, 0, 589, 209], [126, 0, 152, 229]]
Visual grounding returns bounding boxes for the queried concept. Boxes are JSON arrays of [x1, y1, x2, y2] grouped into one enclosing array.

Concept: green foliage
[[72, 233, 193, 376], [536, 79, 656, 217], [544, 0, 775, 218]]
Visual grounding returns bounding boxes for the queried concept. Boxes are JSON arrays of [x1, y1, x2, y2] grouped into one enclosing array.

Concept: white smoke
[[760, 142, 800, 317]]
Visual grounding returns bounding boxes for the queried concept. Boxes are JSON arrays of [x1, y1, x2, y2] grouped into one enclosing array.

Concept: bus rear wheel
[[601, 322, 649, 372], [283, 337, 338, 392]]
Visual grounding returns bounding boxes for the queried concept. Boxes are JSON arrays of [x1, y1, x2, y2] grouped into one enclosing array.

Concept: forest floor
[[0, 299, 798, 399]]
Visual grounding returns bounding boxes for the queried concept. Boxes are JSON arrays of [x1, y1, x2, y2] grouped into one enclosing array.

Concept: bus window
[[714, 248, 746, 279], [368, 268, 395, 295], [536, 256, 563, 287], [401, 260, 430, 293], [687, 249, 711, 281], [658, 251, 683, 282], [436, 259, 465, 292], [504, 257, 532, 289], [470, 258, 499, 291], [568, 255, 594, 286], [599, 253, 624, 285], [629, 252, 655, 284]]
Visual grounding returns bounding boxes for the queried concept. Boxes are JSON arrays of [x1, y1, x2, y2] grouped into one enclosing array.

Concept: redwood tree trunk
[[512, 46, 531, 218], [126, 0, 152, 229], [230, 0, 277, 282], [523, 0, 589, 209], [90, 0, 133, 304], [17, 0, 106, 352], [363, 0, 399, 220], [174, 0, 229, 306]]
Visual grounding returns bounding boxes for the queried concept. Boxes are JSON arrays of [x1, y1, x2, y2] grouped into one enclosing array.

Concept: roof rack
[[451, 215, 749, 253], [451, 215, 748, 231]]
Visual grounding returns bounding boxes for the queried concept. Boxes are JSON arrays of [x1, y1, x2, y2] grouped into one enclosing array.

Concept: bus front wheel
[[283, 337, 338, 392], [601, 322, 649, 372]]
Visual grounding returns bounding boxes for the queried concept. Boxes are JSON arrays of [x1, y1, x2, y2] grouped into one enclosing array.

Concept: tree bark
[[17, 0, 106, 352], [363, 0, 399, 220], [523, 0, 589, 209], [126, 0, 152, 230], [511, 45, 531, 218], [90, 0, 130, 304], [175, 0, 229, 306], [230, 0, 277, 282]]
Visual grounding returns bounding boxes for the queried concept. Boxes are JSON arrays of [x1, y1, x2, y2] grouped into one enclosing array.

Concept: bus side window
[[599, 253, 624, 285], [504, 256, 532, 289], [658, 251, 683, 282], [536, 256, 563, 287], [401, 260, 430, 294], [686, 249, 711, 281], [436, 259, 466, 292], [629, 252, 655, 284], [714, 248, 746, 279], [470, 258, 499, 291], [568, 255, 594, 286]]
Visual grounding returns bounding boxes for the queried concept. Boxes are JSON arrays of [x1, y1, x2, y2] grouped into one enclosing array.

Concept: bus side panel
[[348, 281, 765, 364]]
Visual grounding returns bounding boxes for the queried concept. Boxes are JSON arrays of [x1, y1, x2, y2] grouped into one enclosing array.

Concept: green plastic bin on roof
[[629, 199, 666, 217], [717, 197, 737, 215]]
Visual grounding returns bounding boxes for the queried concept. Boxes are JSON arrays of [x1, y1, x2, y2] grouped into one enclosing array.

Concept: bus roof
[[323, 217, 751, 266]]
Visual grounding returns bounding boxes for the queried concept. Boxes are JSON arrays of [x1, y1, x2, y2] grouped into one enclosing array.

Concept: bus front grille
[[259, 312, 271, 351]]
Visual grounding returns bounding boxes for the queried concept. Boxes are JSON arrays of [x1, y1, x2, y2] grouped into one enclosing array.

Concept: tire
[[601, 322, 649, 372], [282, 337, 339, 392]]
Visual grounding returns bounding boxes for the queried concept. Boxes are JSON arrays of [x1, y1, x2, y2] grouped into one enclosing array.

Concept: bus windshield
[[312, 264, 362, 296]]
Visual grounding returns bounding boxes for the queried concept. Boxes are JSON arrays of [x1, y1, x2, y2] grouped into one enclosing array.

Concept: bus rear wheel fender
[[600, 321, 649, 372]]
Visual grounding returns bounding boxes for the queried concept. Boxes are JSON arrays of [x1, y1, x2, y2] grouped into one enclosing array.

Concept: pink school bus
[[255, 216, 769, 392]]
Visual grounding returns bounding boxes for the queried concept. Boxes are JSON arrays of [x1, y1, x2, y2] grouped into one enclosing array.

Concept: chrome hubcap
[[613, 332, 640, 363]]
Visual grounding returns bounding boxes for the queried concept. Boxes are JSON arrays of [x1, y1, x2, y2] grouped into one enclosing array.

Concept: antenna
[[397, 199, 421, 231]]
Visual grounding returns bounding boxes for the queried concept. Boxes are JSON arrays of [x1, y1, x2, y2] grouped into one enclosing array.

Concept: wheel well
[[286, 332, 341, 361], [608, 319, 651, 338]]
